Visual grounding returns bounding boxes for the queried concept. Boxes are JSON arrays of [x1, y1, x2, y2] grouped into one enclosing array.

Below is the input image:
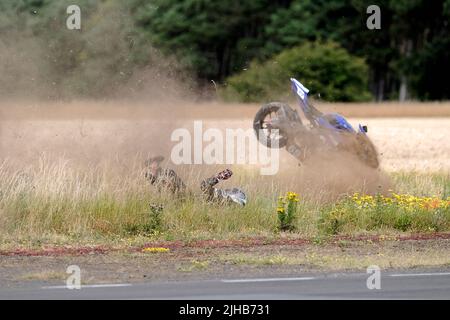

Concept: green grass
[[0, 159, 448, 248]]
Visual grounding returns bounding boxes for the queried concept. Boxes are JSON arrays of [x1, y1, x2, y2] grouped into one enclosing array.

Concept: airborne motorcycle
[[253, 78, 379, 168]]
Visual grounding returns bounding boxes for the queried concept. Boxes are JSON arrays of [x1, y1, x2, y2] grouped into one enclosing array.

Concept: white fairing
[[290, 78, 309, 102]]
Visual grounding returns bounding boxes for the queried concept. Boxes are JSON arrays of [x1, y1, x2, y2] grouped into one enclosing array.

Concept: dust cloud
[[0, 3, 390, 202], [276, 150, 391, 201]]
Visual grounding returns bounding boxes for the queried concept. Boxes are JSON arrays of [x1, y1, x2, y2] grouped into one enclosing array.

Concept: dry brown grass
[[315, 101, 450, 118], [1, 100, 450, 120]]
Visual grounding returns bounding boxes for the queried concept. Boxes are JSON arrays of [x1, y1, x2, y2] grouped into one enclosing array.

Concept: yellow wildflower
[[142, 247, 170, 253]]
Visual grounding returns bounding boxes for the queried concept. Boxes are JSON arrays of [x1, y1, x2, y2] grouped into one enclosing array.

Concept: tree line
[[1, 0, 449, 101]]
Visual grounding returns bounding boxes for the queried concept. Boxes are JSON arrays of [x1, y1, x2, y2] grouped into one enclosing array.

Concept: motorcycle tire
[[253, 102, 295, 149]]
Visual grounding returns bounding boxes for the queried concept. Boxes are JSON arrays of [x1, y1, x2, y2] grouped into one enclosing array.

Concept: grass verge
[[0, 159, 448, 249]]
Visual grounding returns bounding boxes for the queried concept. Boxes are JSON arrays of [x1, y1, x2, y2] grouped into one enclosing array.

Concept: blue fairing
[[318, 113, 355, 132], [333, 114, 355, 132]]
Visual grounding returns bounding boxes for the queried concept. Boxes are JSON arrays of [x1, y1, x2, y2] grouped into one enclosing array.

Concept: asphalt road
[[1, 269, 449, 299]]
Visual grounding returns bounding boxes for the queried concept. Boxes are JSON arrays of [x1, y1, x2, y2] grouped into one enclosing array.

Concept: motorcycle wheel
[[253, 102, 294, 148]]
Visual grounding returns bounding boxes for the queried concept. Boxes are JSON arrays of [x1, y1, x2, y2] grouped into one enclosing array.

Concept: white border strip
[[42, 283, 132, 290], [390, 272, 450, 278], [221, 277, 316, 283]]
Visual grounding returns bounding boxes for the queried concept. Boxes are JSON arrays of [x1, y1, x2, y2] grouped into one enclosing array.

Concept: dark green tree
[[263, 0, 450, 100], [132, 0, 292, 81], [222, 41, 371, 102]]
